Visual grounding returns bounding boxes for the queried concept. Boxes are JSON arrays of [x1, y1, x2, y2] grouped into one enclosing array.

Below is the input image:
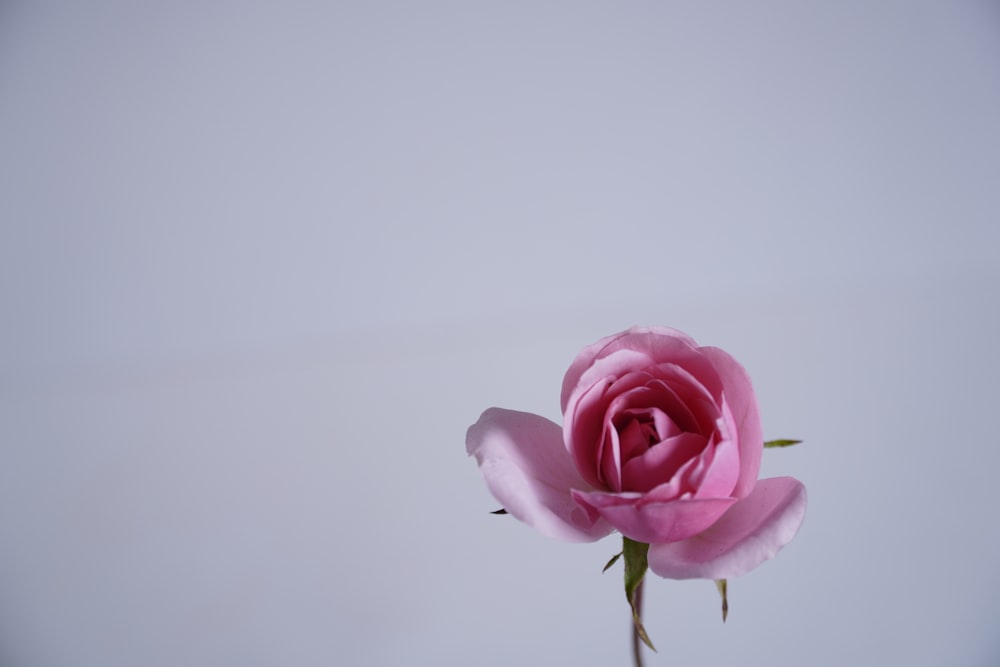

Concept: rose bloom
[[466, 327, 806, 579]]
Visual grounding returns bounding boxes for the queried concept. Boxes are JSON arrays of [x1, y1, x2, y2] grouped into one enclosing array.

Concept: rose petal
[[560, 327, 705, 413], [560, 330, 654, 413], [466, 408, 614, 542], [688, 413, 740, 499], [566, 365, 717, 492], [597, 384, 677, 491], [571, 488, 736, 544], [565, 378, 615, 488], [615, 414, 657, 463], [649, 408, 682, 443], [620, 432, 707, 493], [647, 477, 807, 579], [700, 346, 763, 499], [608, 377, 704, 435], [599, 419, 623, 492]]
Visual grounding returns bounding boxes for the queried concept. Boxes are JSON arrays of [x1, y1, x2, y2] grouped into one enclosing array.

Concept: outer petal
[[571, 489, 736, 544], [700, 346, 763, 499], [647, 477, 807, 579], [560, 327, 701, 413], [466, 408, 614, 542]]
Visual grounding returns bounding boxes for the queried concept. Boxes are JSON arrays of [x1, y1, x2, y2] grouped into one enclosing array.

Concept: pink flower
[[466, 327, 806, 579]]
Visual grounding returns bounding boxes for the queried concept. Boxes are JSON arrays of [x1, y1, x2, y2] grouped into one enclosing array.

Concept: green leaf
[[623, 537, 656, 652], [763, 439, 802, 448], [715, 579, 729, 623], [490, 508, 508, 515], [602, 551, 623, 573]]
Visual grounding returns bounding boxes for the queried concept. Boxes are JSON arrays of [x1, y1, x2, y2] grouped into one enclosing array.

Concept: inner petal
[[621, 432, 708, 493], [616, 417, 649, 463], [639, 379, 703, 434], [647, 362, 722, 434], [599, 422, 623, 492], [614, 407, 682, 462], [651, 408, 682, 442]]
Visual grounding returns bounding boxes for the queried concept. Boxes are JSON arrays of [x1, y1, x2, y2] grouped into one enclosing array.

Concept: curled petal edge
[[647, 476, 807, 580]]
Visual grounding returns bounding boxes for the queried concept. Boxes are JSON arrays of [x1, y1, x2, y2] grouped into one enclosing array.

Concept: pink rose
[[466, 327, 806, 579]]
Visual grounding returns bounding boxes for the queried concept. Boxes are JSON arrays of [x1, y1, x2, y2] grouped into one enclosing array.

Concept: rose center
[[637, 416, 659, 447], [613, 408, 685, 463]]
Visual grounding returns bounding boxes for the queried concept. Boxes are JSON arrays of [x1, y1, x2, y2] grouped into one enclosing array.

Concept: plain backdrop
[[1, 2, 999, 665]]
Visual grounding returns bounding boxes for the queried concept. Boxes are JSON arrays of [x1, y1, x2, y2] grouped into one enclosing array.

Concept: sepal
[[763, 438, 802, 448], [714, 579, 728, 622]]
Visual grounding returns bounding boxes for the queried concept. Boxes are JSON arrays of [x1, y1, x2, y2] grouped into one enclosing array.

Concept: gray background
[[1, 1, 999, 665]]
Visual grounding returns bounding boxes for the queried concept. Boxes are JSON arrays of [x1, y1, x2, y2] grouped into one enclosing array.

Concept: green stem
[[631, 577, 645, 667], [623, 537, 655, 654]]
